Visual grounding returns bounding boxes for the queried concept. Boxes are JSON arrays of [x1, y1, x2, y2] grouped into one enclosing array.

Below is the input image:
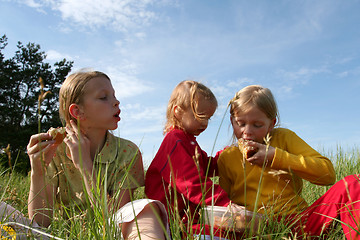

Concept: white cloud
[[336, 65, 360, 79], [123, 123, 163, 135], [20, 0, 166, 32], [338, 71, 349, 78], [134, 32, 147, 40], [46, 49, 73, 61], [226, 78, 254, 89], [113, 75, 153, 98], [210, 77, 254, 102], [122, 104, 165, 121], [277, 66, 329, 84], [336, 57, 354, 65], [106, 66, 154, 99], [23, 0, 42, 8]]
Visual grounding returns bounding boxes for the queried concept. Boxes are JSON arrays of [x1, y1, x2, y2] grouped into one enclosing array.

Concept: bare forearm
[[28, 172, 53, 227]]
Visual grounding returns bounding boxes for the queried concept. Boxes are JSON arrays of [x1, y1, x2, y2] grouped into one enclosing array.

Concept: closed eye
[[195, 114, 211, 121], [236, 121, 245, 127], [254, 122, 265, 128]]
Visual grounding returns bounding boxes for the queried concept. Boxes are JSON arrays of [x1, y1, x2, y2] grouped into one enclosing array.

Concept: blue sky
[[1, 0, 359, 167]]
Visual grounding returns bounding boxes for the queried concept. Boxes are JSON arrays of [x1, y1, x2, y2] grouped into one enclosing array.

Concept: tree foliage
[[0, 34, 73, 174]]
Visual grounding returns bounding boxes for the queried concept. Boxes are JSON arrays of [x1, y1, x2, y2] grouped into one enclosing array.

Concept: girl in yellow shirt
[[218, 85, 359, 239]]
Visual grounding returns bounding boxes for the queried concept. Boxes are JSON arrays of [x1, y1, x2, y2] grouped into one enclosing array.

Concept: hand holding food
[[27, 131, 59, 174], [48, 127, 67, 144], [238, 138, 258, 159]]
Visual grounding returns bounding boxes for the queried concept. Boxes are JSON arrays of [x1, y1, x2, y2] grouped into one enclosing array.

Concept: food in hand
[[48, 127, 66, 144], [238, 138, 258, 159]]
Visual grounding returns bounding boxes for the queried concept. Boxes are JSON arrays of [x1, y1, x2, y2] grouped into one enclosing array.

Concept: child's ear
[[269, 118, 276, 132], [174, 105, 183, 120], [69, 104, 85, 120], [230, 115, 239, 126], [230, 115, 235, 126]]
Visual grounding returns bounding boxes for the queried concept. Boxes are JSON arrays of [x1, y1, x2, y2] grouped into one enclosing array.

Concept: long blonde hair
[[164, 80, 217, 134], [229, 85, 279, 124], [59, 70, 111, 125]]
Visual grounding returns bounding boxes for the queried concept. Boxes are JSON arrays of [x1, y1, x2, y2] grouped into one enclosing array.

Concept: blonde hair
[[229, 85, 279, 124], [59, 70, 111, 124], [164, 80, 217, 134]]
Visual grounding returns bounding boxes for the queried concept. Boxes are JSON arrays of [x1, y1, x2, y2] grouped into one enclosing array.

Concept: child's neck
[[83, 128, 108, 160]]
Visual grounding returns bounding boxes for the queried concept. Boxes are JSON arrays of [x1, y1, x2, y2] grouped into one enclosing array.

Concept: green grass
[[1, 146, 359, 239], [0, 168, 30, 214]]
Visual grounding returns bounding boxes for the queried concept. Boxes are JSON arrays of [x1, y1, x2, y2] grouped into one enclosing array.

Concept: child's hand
[[63, 120, 92, 172], [244, 141, 275, 167], [27, 133, 58, 175], [238, 139, 258, 159]]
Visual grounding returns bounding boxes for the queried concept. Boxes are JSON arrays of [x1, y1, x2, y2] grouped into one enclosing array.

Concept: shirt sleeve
[[270, 129, 335, 185], [199, 148, 221, 177], [168, 140, 230, 207]]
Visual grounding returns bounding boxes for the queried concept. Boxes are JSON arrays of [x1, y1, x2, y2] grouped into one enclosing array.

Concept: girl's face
[[177, 95, 216, 136], [78, 76, 121, 131], [231, 105, 275, 143]]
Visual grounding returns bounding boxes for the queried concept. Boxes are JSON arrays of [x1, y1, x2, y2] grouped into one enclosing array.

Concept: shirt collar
[[94, 131, 117, 164]]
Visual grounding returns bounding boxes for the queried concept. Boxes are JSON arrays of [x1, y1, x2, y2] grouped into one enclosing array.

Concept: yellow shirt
[[218, 128, 335, 215], [46, 132, 144, 208]]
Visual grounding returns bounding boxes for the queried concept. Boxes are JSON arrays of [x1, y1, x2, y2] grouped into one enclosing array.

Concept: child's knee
[[139, 202, 162, 220], [340, 174, 360, 188]]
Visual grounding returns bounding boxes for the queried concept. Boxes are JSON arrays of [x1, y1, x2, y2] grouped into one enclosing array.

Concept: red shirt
[[145, 128, 230, 224]]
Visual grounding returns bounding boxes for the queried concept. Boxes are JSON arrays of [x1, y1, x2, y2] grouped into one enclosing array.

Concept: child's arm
[[27, 132, 58, 227], [64, 120, 100, 207], [200, 148, 225, 176], [62, 120, 123, 213], [252, 129, 335, 185], [170, 141, 230, 207], [271, 144, 335, 185], [109, 188, 132, 212]]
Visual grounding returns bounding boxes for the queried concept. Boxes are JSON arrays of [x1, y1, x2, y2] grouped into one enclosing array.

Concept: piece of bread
[[238, 138, 258, 159], [48, 127, 66, 144]]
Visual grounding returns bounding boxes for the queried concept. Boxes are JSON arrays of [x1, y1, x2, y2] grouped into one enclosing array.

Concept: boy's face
[[176, 95, 216, 136], [231, 105, 275, 143]]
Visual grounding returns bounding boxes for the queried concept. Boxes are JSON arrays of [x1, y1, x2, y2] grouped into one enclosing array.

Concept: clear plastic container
[[202, 205, 260, 231], [203, 206, 235, 229]]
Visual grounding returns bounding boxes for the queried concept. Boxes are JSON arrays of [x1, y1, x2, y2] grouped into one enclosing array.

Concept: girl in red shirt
[[145, 80, 246, 239]]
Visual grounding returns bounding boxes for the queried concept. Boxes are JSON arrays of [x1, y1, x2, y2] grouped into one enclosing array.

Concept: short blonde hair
[[59, 70, 111, 124], [229, 85, 279, 123], [164, 80, 217, 134]]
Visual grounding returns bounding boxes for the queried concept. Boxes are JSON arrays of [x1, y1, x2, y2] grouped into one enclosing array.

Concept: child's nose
[[243, 125, 252, 136], [114, 98, 120, 107]]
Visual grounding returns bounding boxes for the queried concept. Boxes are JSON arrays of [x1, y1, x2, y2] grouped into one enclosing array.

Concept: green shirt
[[46, 132, 144, 208]]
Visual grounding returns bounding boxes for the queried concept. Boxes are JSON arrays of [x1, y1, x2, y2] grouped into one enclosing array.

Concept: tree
[[0, 34, 73, 174]]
